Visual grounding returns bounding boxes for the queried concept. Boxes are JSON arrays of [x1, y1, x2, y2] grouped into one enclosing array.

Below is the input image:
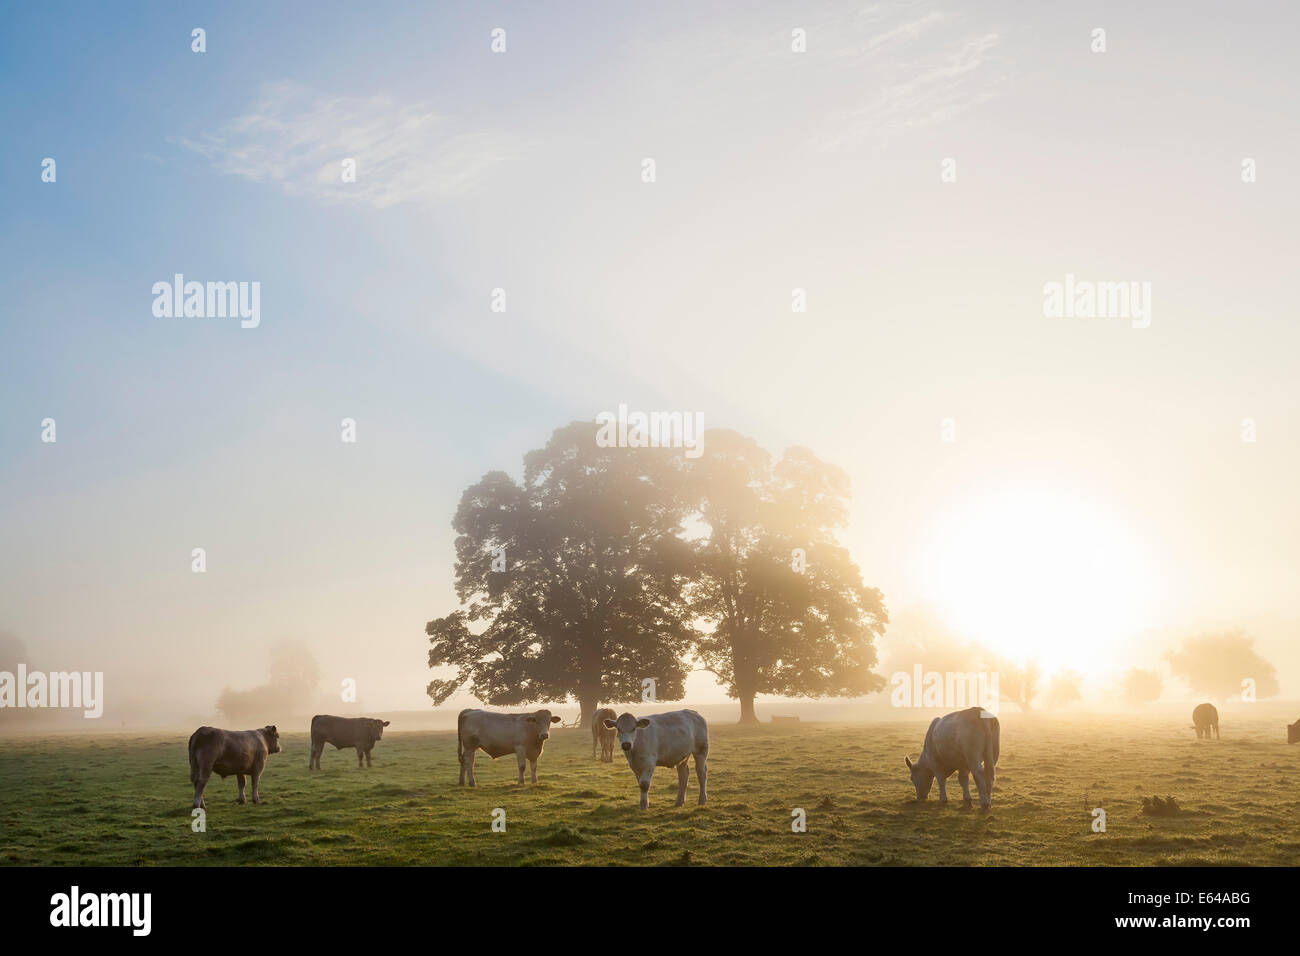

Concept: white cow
[[457, 708, 561, 786], [904, 706, 1000, 811], [604, 710, 708, 809]]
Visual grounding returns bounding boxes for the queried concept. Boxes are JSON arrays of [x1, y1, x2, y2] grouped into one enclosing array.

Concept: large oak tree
[[425, 422, 696, 726], [687, 430, 888, 722]]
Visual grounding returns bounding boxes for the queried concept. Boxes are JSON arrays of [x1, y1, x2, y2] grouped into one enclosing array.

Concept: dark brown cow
[[310, 715, 390, 769], [1192, 702, 1219, 739], [188, 725, 281, 809], [1287, 718, 1299, 744], [592, 708, 617, 762]]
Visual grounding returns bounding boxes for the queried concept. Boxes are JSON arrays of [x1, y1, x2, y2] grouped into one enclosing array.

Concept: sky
[[1, 0, 1298, 723]]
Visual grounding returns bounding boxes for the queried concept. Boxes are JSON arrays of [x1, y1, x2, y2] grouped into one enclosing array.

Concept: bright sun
[[914, 481, 1161, 676]]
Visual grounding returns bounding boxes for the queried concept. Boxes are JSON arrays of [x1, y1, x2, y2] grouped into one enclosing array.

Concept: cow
[[904, 706, 1000, 812], [1192, 702, 1219, 739], [456, 708, 561, 786], [603, 709, 708, 810], [592, 707, 617, 762], [188, 725, 281, 809], [1288, 718, 1300, 744], [309, 715, 390, 769]]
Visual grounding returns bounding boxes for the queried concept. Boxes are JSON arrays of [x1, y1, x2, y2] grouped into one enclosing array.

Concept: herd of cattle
[[186, 704, 1300, 813]]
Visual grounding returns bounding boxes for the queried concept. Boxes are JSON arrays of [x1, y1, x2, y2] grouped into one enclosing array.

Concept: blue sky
[[3, 1, 1299, 719]]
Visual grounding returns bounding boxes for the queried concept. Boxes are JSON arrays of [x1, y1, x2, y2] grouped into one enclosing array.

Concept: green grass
[[2, 714, 1298, 866]]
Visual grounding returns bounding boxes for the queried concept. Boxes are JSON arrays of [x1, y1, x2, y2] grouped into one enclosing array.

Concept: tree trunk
[[578, 695, 599, 730], [738, 695, 759, 724]]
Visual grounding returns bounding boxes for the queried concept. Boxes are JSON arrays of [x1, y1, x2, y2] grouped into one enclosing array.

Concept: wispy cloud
[[180, 82, 516, 208], [816, 6, 1004, 150]]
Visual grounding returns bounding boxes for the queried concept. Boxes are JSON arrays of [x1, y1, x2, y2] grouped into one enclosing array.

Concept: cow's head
[[1288, 719, 1300, 745], [524, 710, 561, 743], [904, 755, 934, 802], [604, 712, 651, 753], [262, 725, 281, 755], [370, 718, 390, 741]]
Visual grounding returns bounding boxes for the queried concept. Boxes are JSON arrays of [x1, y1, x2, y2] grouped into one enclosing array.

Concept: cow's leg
[[250, 764, 263, 804], [366, 748, 373, 768], [592, 735, 597, 759], [236, 774, 246, 805], [675, 761, 689, 806], [529, 757, 538, 784], [638, 771, 652, 810], [958, 770, 972, 809], [356, 746, 365, 768], [972, 763, 991, 812], [516, 749, 526, 785], [464, 747, 477, 788], [192, 768, 210, 809], [936, 773, 948, 804], [695, 751, 707, 805]]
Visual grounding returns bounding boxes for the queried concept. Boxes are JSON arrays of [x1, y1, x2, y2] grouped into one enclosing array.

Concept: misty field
[[3, 714, 1298, 866]]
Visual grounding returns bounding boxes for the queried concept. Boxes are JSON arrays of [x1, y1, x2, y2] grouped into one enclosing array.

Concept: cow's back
[[459, 709, 520, 758], [312, 714, 360, 747], [645, 709, 707, 766]]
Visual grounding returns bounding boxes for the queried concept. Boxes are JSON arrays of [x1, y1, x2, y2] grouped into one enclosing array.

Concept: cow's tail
[[456, 709, 468, 766], [187, 729, 204, 784], [984, 715, 1000, 791]]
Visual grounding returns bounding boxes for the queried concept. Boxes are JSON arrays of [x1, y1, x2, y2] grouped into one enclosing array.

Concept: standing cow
[[592, 707, 617, 762], [1192, 703, 1219, 739], [904, 706, 1000, 812], [604, 710, 708, 809], [188, 725, 281, 809], [457, 708, 561, 786], [310, 715, 390, 769]]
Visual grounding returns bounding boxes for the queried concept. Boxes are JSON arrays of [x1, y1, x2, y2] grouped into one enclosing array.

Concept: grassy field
[[2, 713, 1298, 866]]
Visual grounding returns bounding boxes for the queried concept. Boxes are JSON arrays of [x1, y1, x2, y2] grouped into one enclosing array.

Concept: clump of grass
[[537, 825, 587, 847], [1141, 795, 1181, 816]]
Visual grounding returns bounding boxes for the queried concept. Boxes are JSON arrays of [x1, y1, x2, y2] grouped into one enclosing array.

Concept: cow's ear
[[550, 715, 561, 723], [383, 721, 390, 726], [636, 718, 650, 729], [602, 719, 617, 729], [904, 756, 913, 770], [525, 716, 536, 723], [268, 725, 277, 734]]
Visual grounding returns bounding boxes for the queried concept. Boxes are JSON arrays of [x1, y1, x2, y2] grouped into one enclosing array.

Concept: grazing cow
[[1288, 718, 1299, 745], [309, 714, 390, 769], [592, 707, 617, 762], [188, 725, 281, 809], [1192, 703, 1219, 739], [457, 708, 561, 786], [904, 706, 1000, 812], [604, 710, 708, 810]]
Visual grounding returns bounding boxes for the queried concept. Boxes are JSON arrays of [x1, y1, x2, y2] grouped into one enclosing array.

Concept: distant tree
[[0, 630, 30, 725], [687, 430, 887, 723], [216, 640, 320, 725], [1164, 630, 1279, 702], [1043, 669, 1082, 709], [987, 657, 1040, 712], [425, 422, 696, 727], [1119, 667, 1162, 706]]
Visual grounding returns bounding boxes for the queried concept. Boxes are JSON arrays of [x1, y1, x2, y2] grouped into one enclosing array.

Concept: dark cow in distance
[[1192, 703, 1219, 739], [904, 706, 1000, 812], [188, 725, 281, 809], [592, 707, 617, 762], [310, 715, 390, 769], [1287, 718, 1299, 744]]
